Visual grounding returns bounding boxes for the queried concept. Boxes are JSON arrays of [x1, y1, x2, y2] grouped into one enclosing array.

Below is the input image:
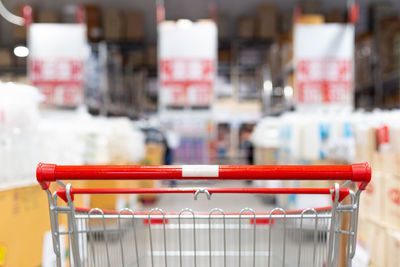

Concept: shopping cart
[[37, 162, 371, 267]]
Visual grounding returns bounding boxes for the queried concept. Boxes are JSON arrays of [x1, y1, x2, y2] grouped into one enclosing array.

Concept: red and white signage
[[294, 24, 354, 108], [28, 24, 88, 107], [160, 58, 214, 106], [158, 20, 217, 108]]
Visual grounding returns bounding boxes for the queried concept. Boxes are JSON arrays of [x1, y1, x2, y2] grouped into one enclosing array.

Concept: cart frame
[[37, 162, 371, 267]]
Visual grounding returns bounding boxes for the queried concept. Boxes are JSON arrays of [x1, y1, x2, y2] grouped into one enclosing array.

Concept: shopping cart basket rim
[[37, 162, 371, 190]]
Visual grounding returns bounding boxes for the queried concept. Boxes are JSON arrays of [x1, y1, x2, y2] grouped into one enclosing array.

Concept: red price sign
[[160, 58, 214, 107], [30, 58, 84, 107], [296, 58, 352, 104]]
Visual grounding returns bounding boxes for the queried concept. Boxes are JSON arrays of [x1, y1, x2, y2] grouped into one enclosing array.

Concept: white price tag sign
[[294, 24, 354, 108]]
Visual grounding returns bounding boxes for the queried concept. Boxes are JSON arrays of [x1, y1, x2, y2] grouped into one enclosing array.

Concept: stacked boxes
[[37, 10, 60, 23], [83, 5, 101, 41], [236, 16, 255, 39], [255, 4, 277, 39], [356, 123, 400, 267], [124, 10, 144, 41], [102, 8, 123, 41]]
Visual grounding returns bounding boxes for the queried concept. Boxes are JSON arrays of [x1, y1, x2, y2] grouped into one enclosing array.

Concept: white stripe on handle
[[181, 165, 219, 177]]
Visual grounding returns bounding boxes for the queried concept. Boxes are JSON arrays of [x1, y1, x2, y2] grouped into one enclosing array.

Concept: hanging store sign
[[158, 20, 217, 108], [28, 24, 88, 107], [294, 24, 354, 108]]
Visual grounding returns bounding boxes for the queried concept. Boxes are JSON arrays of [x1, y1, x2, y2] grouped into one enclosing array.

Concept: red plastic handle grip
[[37, 162, 371, 189]]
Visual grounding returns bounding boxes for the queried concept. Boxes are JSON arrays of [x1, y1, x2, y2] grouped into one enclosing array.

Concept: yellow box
[[0, 184, 56, 267], [298, 14, 325, 24]]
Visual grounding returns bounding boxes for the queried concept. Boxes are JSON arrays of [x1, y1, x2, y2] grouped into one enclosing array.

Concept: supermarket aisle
[[150, 181, 275, 212]]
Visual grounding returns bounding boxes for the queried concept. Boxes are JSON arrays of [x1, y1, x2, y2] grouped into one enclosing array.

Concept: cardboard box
[[254, 147, 278, 165], [102, 8, 123, 40], [359, 171, 384, 220], [386, 229, 400, 267], [218, 49, 231, 63], [377, 18, 400, 76], [84, 5, 101, 41], [127, 50, 144, 67], [390, 126, 400, 154], [301, 0, 323, 14], [325, 9, 345, 23], [355, 34, 373, 87], [355, 127, 376, 163], [0, 49, 12, 67], [383, 175, 400, 229], [217, 14, 230, 39], [279, 12, 292, 34], [145, 46, 157, 67], [371, 152, 382, 172], [357, 217, 369, 242], [237, 16, 255, 39], [13, 5, 28, 41], [381, 152, 398, 176], [394, 31, 400, 69], [366, 219, 387, 267], [255, 4, 277, 39], [298, 14, 325, 24], [370, 2, 394, 33], [124, 10, 144, 40], [37, 10, 60, 23]]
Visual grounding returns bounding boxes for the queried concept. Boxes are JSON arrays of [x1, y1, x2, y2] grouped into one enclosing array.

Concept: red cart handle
[[37, 162, 371, 190], [56, 187, 350, 203]]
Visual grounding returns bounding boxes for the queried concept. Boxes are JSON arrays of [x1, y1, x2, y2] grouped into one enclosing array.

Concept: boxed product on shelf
[[124, 10, 144, 40], [367, 219, 387, 267], [370, 2, 394, 33], [13, 5, 28, 41], [359, 171, 384, 220], [325, 9, 345, 23], [102, 8, 123, 41], [279, 12, 292, 34], [127, 50, 144, 67], [145, 45, 157, 67], [217, 13, 230, 39], [298, 14, 325, 24], [300, 0, 323, 14], [386, 229, 400, 267], [379, 152, 400, 176], [354, 128, 376, 163], [394, 31, 400, 69], [255, 4, 277, 39], [236, 16, 255, 39], [37, 10, 60, 23], [0, 49, 12, 67], [83, 5, 101, 41], [218, 48, 231, 63], [355, 34, 373, 88], [383, 174, 400, 229], [377, 17, 400, 75]]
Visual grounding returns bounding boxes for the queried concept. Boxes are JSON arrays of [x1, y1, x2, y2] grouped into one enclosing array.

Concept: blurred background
[[0, 0, 399, 266]]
